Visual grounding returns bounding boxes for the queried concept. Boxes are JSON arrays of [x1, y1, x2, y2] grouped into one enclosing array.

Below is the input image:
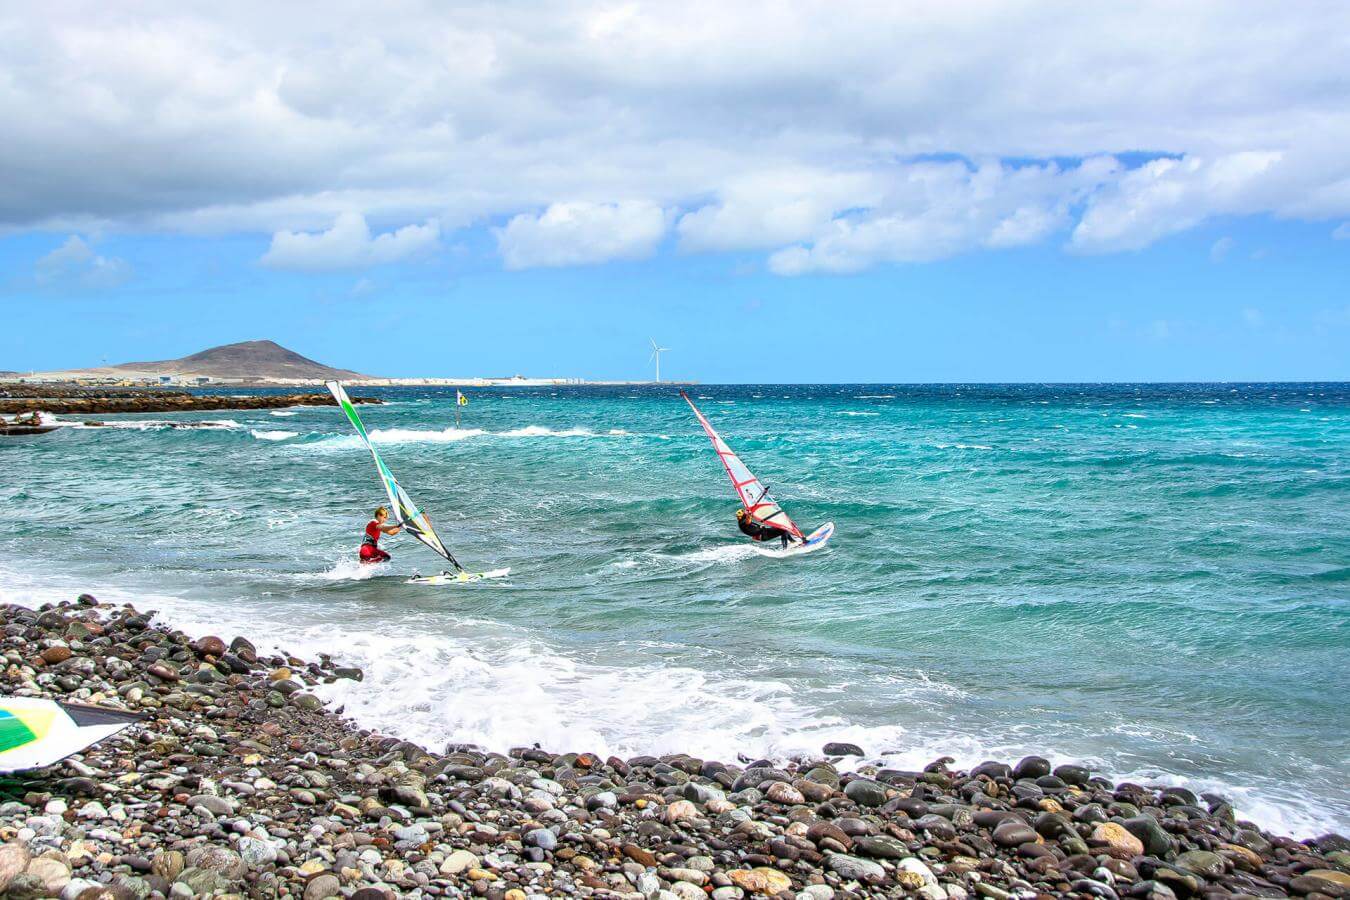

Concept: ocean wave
[[500, 425, 595, 437], [841, 411, 880, 417], [270, 410, 298, 417], [250, 429, 298, 441], [305, 424, 632, 449], [0, 567, 1342, 839], [317, 427, 487, 448]]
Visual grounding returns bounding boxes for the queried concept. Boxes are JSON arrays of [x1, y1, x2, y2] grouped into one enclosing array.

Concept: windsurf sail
[[326, 382, 463, 570], [681, 391, 805, 541], [0, 698, 143, 772]]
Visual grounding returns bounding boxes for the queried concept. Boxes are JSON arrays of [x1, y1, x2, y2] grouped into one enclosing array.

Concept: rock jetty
[[2, 597, 1346, 899], [0, 389, 378, 416]]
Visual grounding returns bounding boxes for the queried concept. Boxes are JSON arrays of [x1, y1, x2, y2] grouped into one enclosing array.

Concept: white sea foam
[[296, 557, 383, 582], [58, 418, 243, 431], [251, 429, 298, 441], [1, 564, 1342, 839], [270, 410, 299, 417], [855, 394, 896, 399], [308, 423, 629, 450], [1122, 413, 1147, 418], [672, 543, 759, 565], [315, 427, 486, 449], [500, 425, 594, 437], [841, 411, 879, 417]]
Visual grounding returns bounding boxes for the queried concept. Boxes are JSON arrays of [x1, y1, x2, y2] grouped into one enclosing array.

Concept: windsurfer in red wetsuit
[[360, 506, 401, 564]]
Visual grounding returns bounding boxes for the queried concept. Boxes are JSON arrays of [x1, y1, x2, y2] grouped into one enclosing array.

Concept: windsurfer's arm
[[380, 523, 402, 535]]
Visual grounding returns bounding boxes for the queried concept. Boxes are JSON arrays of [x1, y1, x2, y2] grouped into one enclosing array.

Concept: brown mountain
[[114, 340, 374, 380]]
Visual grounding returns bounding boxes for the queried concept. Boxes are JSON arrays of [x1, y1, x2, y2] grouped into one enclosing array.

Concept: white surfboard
[[407, 568, 511, 585], [752, 521, 835, 558]]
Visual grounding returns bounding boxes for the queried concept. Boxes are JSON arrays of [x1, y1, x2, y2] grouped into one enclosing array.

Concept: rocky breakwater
[[0, 392, 379, 416], [2, 599, 1348, 900]]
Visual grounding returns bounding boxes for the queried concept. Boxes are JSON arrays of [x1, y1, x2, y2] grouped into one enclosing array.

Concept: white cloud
[[676, 169, 878, 252], [1071, 152, 1282, 253], [260, 213, 439, 270], [766, 157, 1116, 274], [495, 202, 668, 269], [1, 3, 1349, 273], [35, 235, 132, 289], [1210, 236, 1234, 262], [1334, 223, 1350, 240]]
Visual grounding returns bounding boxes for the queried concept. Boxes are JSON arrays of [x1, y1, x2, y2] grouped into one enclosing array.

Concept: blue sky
[[3, 4, 1348, 382]]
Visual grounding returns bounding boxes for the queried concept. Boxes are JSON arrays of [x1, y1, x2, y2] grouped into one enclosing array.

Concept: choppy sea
[[3, 384, 1347, 836]]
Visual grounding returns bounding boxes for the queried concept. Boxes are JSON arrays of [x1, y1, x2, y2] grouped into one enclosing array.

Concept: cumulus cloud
[[495, 202, 668, 269], [1071, 153, 1284, 253], [34, 236, 132, 289], [766, 157, 1117, 274], [1, 2, 1349, 273], [260, 213, 439, 270]]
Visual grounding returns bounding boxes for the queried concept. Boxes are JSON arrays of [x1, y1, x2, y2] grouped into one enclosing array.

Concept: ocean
[[3, 383, 1347, 837]]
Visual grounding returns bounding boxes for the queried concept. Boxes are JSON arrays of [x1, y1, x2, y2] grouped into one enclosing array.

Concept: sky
[[2, 1, 1348, 382]]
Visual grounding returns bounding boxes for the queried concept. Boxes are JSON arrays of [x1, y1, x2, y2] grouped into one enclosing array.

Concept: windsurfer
[[360, 506, 401, 564], [736, 507, 793, 548]]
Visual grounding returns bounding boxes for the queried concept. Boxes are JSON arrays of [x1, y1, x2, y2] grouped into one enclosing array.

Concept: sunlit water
[[3, 384, 1347, 837]]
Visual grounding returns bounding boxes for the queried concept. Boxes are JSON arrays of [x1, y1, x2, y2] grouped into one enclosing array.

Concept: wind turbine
[[649, 338, 670, 383]]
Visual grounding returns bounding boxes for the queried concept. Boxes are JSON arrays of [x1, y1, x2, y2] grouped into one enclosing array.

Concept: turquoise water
[[3, 384, 1347, 836]]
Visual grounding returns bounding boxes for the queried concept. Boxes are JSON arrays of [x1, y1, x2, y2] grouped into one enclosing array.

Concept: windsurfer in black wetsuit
[[736, 507, 793, 548]]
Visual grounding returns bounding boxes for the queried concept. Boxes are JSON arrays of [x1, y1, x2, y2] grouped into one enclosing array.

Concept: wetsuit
[[738, 514, 792, 548], [359, 520, 392, 564]]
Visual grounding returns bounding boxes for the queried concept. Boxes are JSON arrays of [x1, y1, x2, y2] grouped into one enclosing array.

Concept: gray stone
[[186, 794, 233, 817], [852, 835, 910, 859], [175, 867, 234, 895], [304, 873, 341, 900], [826, 854, 885, 880], [184, 845, 244, 880], [238, 837, 278, 869], [1122, 816, 1173, 858], [843, 779, 888, 807]]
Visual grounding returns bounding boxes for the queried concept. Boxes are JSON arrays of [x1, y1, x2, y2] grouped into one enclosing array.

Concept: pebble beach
[[2, 595, 1347, 900]]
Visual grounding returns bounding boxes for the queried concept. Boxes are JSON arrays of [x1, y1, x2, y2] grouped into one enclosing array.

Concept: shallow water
[[3, 384, 1347, 836]]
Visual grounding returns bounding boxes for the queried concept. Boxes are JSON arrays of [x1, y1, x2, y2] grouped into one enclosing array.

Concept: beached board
[[752, 521, 835, 558], [407, 568, 511, 585]]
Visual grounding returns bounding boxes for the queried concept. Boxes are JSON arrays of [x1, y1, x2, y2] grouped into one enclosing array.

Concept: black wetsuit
[[738, 515, 791, 548]]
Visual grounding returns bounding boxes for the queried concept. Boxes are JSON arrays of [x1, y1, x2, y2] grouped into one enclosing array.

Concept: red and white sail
[[682, 392, 805, 541]]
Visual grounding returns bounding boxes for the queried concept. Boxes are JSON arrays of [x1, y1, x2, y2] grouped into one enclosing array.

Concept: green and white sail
[[0, 698, 142, 772], [326, 381, 462, 570]]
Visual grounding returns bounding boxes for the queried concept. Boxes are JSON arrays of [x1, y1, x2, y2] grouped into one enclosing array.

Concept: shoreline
[[2, 597, 1346, 900]]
